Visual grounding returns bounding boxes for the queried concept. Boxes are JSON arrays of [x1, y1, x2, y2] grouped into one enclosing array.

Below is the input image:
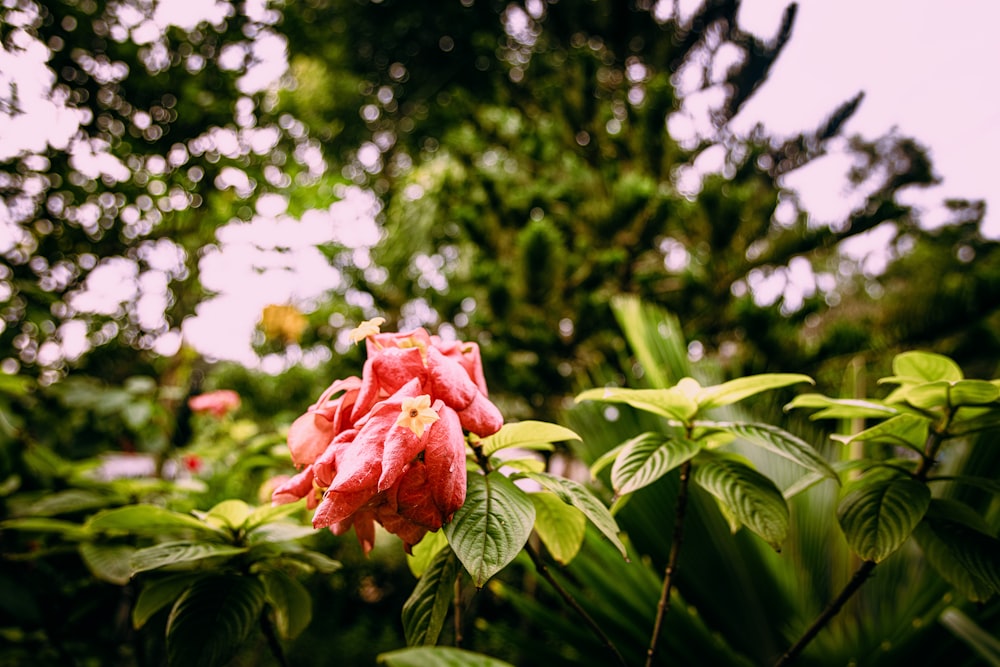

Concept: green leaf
[[529, 492, 586, 565], [246, 521, 317, 544], [131, 541, 249, 576], [407, 529, 449, 578], [0, 517, 92, 540], [88, 505, 224, 539], [700, 421, 837, 480], [913, 499, 1000, 601], [279, 550, 342, 575], [513, 472, 627, 559], [80, 542, 136, 585], [200, 499, 252, 531], [609, 432, 701, 496], [402, 545, 461, 646], [939, 607, 1000, 666], [836, 468, 931, 562], [784, 394, 898, 420], [259, 568, 312, 639], [444, 472, 535, 588], [696, 373, 813, 411], [902, 380, 1000, 411], [22, 489, 117, 517], [378, 647, 516, 667], [490, 456, 546, 473], [884, 351, 964, 384], [830, 414, 930, 454], [692, 453, 789, 551], [575, 386, 697, 422], [243, 500, 304, 532], [133, 573, 205, 629], [166, 574, 266, 667], [783, 459, 871, 499], [478, 421, 581, 456], [927, 475, 1000, 495], [588, 442, 626, 478]]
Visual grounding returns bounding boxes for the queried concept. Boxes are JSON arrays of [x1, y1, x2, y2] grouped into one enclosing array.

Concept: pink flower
[[272, 323, 503, 554], [188, 389, 241, 418]]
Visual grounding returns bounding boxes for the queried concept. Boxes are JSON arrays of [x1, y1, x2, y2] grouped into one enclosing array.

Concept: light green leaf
[[133, 573, 205, 629], [479, 421, 580, 456], [700, 421, 836, 480], [530, 492, 586, 565], [490, 457, 546, 473], [696, 374, 813, 411], [378, 646, 516, 667], [200, 499, 252, 531], [513, 472, 627, 559], [837, 468, 931, 562], [407, 529, 449, 578], [913, 499, 999, 601], [784, 394, 899, 420], [444, 472, 535, 588], [575, 386, 697, 422], [243, 500, 304, 532], [259, 569, 312, 639], [692, 453, 789, 551], [939, 607, 1000, 665], [0, 517, 92, 540], [783, 459, 872, 499], [22, 489, 117, 517], [885, 351, 964, 384], [830, 414, 930, 454], [80, 542, 136, 585], [88, 505, 224, 539], [246, 522, 317, 544], [902, 380, 1000, 411], [131, 541, 249, 575], [927, 475, 1000, 495], [610, 432, 701, 496], [589, 442, 626, 479], [280, 550, 342, 575], [166, 574, 266, 667], [402, 545, 461, 646]]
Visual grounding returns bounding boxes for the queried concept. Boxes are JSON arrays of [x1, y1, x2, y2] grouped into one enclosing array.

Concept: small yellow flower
[[396, 395, 440, 437], [348, 317, 386, 344]]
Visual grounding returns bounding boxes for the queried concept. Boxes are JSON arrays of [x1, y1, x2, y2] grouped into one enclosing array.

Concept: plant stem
[[525, 542, 627, 667], [260, 612, 291, 667], [773, 559, 877, 667], [645, 459, 692, 667], [454, 570, 464, 648]]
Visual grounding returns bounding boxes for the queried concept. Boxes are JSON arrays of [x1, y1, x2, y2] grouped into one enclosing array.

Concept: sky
[[3, 0, 999, 369]]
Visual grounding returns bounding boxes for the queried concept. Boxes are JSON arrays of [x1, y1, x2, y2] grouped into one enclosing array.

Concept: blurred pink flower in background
[[188, 389, 241, 418]]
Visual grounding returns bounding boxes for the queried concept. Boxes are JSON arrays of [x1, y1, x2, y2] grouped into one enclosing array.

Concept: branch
[[260, 612, 290, 667], [645, 459, 692, 667]]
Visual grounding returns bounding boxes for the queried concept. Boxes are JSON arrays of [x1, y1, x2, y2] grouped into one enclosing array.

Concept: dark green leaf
[[610, 432, 701, 496], [513, 471, 627, 559], [938, 607, 1000, 665], [378, 647, 516, 667], [402, 545, 461, 646], [259, 569, 312, 639], [444, 472, 535, 587], [131, 541, 249, 575], [692, 453, 789, 551], [133, 573, 205, 629], [700, 421, 836, 480], [696, 374, 813, 411], [913, 499, 1000, 601], [479, 421, 580, 456], [837, 468, 931, 562], [529, 492, 586, 565], [166, 574, 266, 667], [80, 542, 136, 585]]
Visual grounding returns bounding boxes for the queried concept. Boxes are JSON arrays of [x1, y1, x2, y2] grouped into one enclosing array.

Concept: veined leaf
[[402, 545, 461, 646], [610, 432, 701, 496], [259, 568, 312, 639], [530, 492, 586, 565], [200, 499, 252, 531], [696, 374, 813, 411], [88, 505, 224, 539], [589, 442, 626, 478], [131, 541, 249, 575], [692, 454, 789, 551], [913, 499, 1000, 601], [407, 529, 448, 578], [699, 421, 836, 480], [837, 468, 931, 562], [166, 574, 266, 667], [80, 542, 136, 585], [378, 646, 516, 667], [575, 386, 697, 422], [513, 472, 627, 559], [884, 351, 964, 384], [279, 549, 342, 575], [784, 394, 898, 420], [478, 421, 580, 456], [444, 472, 535, 588], [829, 414, 929, 454], [246, 521, 316, 544], [133, 573, 205, 629], [243, 500, 304, 532], [783, 459, 872, 499]]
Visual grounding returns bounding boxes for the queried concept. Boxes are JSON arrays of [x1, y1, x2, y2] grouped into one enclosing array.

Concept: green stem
[[525, 541, 627, 667], [454, 569, 464, 648], [645, 459, 692, 667], [260, 612, 290, 667]]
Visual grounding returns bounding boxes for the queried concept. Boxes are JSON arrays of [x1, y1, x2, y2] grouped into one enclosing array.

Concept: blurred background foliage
[[1, 0, 998, 665]]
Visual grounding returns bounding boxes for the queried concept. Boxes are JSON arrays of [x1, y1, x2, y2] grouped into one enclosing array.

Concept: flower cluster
[[272, 320, 504, 554]]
